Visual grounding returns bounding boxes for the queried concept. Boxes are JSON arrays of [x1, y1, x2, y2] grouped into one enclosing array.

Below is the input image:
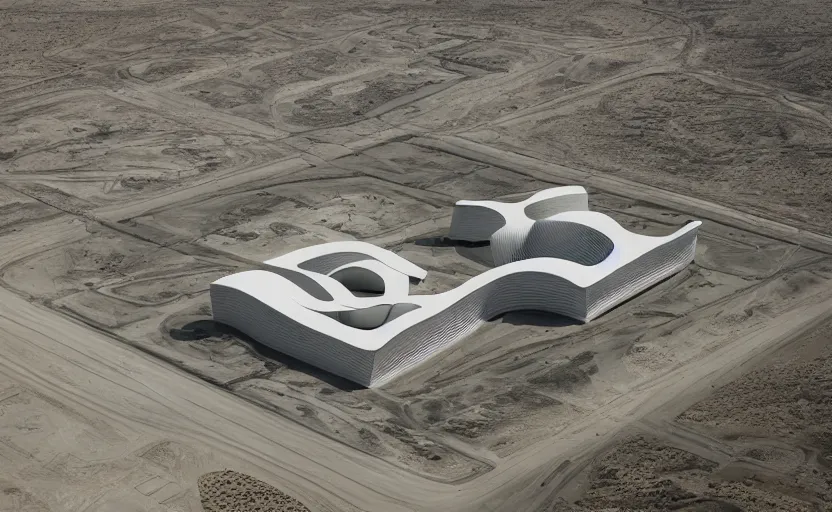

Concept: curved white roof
[[211, 186, 701, 386]]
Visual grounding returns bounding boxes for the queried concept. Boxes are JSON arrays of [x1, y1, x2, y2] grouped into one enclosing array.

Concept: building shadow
[[454, 245, 494, 267], [169, 319, 364, 392], [413, 236, 489, 248], [412, 236, 494, 267], [168, 309, 577, 392], [498, 310, 581, 327]]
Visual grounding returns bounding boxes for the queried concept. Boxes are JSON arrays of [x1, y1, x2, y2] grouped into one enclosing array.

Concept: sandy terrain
[[551, 318, 832, 511], [1, 0, 831, 510]]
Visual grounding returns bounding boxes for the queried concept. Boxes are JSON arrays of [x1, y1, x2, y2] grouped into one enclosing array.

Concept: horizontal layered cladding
[[370, 286, 490, 388], [480, 270, 587, 321], [490, 224, 533, 266], [522, 192, 589, 220], [210, 284, 375, 386], [296, 252, 374, 274], [369, 271, 586, 387], [519, 221, 615, 266], [387, 303, 421, 322], [448, 205, 506, 241], [585, 228, 699, 321]]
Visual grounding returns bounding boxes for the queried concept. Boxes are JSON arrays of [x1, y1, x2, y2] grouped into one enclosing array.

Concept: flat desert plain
[[1, 0, 832, 510]]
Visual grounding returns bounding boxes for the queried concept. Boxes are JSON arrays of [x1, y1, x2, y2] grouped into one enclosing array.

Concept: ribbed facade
[[210, 187, 701, 387]]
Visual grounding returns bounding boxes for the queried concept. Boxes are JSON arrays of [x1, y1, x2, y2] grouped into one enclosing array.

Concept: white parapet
[[210, 186, 701, 387]]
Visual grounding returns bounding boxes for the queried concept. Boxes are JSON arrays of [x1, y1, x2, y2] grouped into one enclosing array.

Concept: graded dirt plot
[[277, 67, 460, 131], [127, 57, 227, 85], [570, 435, 819, 511], [0, 93, 290, 207], [178, 48, 364, 125], [679, 319, 832, 472], [229, 374, 493, 481], [58, 17, 219, 64], [690, 0, 832, 94], [2, 0, 832, 511], [435, 40, 545, 74], [472, 72, 832, 232], [0, 185, 58, 234], [334, 141, 541, 197], [559, 319, 832, 511], [1, 223, 225, 306], [133, 173, 448, 260]]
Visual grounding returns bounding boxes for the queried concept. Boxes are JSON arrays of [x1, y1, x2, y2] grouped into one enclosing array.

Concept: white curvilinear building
[[210, 186, 701, 387]]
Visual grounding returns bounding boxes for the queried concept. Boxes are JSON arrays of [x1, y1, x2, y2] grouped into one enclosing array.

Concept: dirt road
[[2, 280, 830, 511]]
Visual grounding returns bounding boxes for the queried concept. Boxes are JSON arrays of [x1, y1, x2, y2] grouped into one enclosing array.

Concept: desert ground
[[1, 0, 832, 510]]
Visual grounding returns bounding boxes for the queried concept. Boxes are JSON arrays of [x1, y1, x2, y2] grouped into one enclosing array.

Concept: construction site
[[1, 0, 831, 510]]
